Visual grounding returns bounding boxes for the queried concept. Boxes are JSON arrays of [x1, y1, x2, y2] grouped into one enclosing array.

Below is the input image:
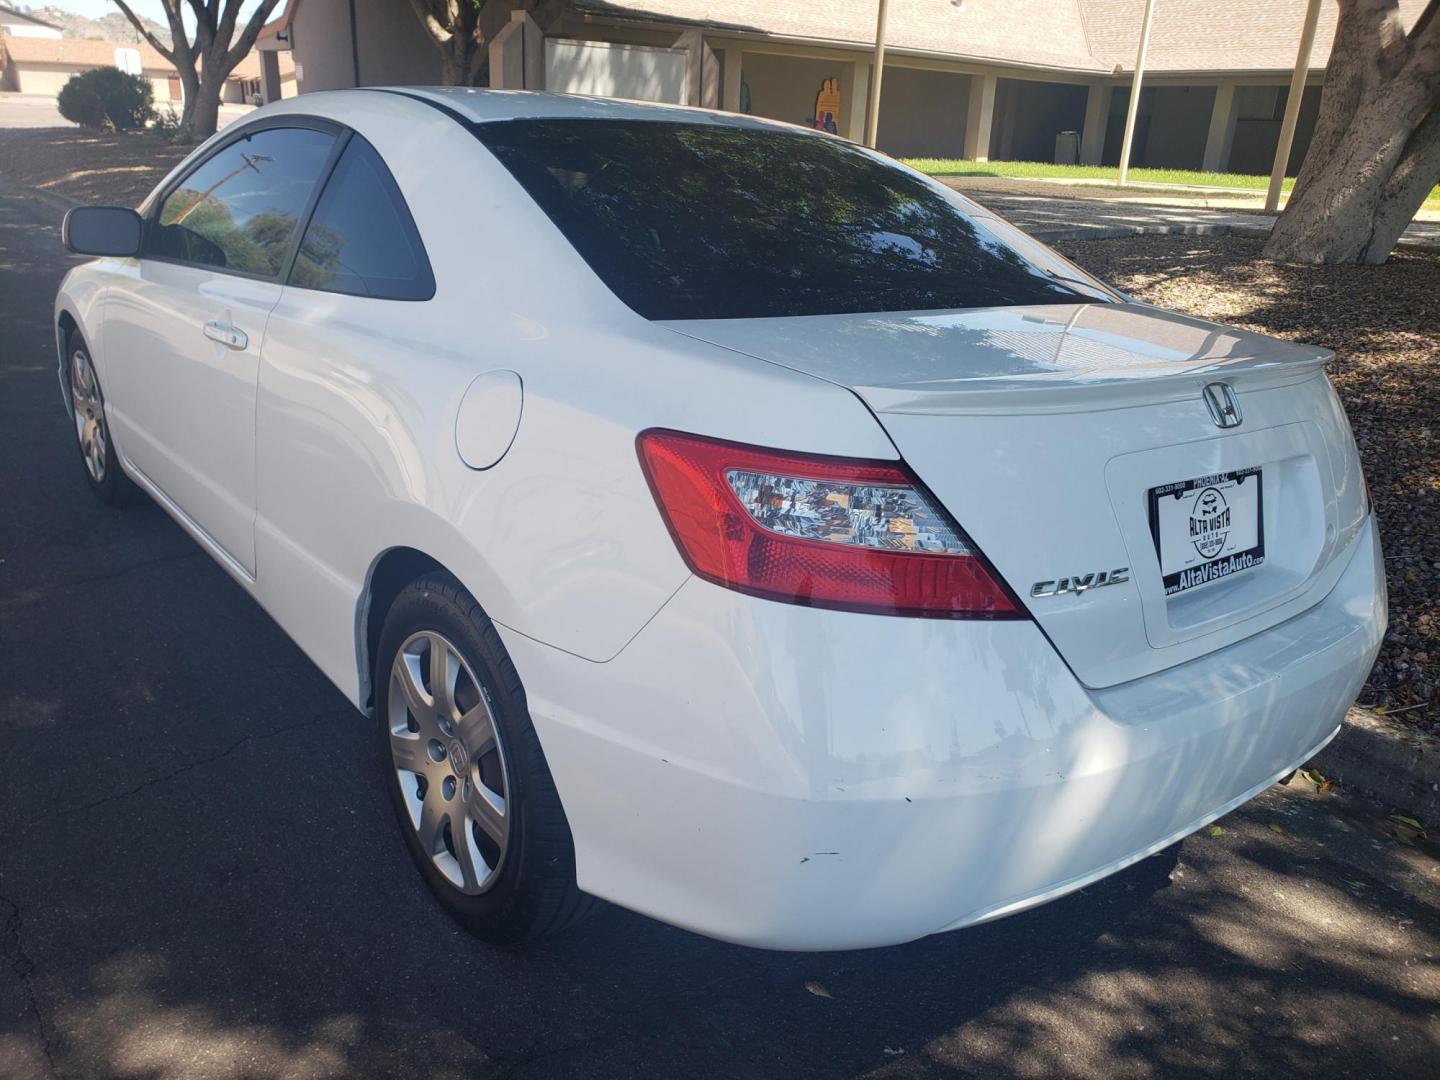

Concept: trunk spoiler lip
[[853, 353, 1333, 416], [662, 302, 1334, 417]]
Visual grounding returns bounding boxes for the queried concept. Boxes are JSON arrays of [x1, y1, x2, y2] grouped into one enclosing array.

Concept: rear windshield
[[475, 118, 1101, 321]]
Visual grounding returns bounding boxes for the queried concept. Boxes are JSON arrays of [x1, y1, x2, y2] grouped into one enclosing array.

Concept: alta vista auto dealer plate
[[1148, 468, 1265, 596]]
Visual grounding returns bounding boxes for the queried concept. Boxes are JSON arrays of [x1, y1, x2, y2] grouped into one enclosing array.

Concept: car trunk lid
[[664, 303, 1370, 687]]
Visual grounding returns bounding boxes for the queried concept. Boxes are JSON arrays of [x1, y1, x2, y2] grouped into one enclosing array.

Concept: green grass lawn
[[904, 159, 1440, 210], [902, 158, 1300, 191], [903, 158, 1440, 209]]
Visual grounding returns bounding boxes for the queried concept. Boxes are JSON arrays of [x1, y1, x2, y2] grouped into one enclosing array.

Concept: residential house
[[0, 32, 296, 104], [0, 3, 62, 39]]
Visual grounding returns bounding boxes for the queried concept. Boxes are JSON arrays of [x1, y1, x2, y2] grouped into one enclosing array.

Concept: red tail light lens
[[637, 429, 1023, 619]]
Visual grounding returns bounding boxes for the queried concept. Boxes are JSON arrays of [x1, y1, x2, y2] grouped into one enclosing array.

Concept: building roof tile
[[576, 0, 1432, 76]]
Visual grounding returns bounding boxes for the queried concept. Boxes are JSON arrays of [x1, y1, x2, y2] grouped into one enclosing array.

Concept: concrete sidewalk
[[950, 180, 1440, 250], [0, 91, 257, 131]]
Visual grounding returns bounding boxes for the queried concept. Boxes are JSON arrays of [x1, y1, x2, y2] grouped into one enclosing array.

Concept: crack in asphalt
[[0, 889, 58, 1078], [62, 548, 204, 590], [0, 550, 206, 618], [61, 714, 332, 819]]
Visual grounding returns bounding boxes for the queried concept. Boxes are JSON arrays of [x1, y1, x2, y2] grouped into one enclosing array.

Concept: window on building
[[149, 126, 336, 276], [1236, 86, 1284, 122], [476, 119, 1101, 320], [289, 135, 434, 301]]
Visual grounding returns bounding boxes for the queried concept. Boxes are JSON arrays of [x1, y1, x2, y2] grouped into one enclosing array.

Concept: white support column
[[863, 0, 889, 147], [1117, 0, 1157, 186], [1266, 0, 1324, 211], [1079, 83, 1110, 165], [848, 59, 870, 143], [1201, 82, 1238, 173], [722, 48, 743, 112], [963, 72, 997, 162]]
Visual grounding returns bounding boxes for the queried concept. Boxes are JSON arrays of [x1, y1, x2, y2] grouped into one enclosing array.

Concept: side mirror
[[63, 206, 143, 258]]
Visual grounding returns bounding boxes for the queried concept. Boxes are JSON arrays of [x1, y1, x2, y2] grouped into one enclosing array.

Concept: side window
[[149, 126, 336, 277], [289, 136, 435, 300]]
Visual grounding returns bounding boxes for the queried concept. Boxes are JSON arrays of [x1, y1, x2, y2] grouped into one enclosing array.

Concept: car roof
[[355, 87, 828, 135]]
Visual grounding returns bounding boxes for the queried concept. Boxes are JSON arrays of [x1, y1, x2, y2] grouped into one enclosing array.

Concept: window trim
[[282, 131, 437, 303], [141, 114, 346, 284]]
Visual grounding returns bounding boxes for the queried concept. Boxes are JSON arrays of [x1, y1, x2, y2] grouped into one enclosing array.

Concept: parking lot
[[1, 173, 1437, 1078]]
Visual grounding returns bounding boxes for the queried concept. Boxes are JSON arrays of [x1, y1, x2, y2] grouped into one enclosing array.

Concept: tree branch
[[185, 0, 216, 49], [109, 0, 176, 64], [409, 0, 456, 45], [223, 0, 284, 71]]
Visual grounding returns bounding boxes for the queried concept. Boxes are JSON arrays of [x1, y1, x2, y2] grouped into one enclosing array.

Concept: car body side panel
[[101, 262, 280, 576], [250, 94, 900, 703]]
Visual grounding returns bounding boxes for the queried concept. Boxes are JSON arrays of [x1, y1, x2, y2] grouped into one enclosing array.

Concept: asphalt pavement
[[0, 183, 1437, 1079]]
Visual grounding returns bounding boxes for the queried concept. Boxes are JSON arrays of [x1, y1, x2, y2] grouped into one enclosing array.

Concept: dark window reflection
[[150, 127, 334, 276], [291, 136, 434, 301], [478, 119, 1101, 321]]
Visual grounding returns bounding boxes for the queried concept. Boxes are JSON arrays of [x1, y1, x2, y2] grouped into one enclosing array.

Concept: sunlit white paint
[[54, 89, 1386, 949]]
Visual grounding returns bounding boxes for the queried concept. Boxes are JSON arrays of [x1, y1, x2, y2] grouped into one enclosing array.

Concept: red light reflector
[[637, 429, 1022, 619]]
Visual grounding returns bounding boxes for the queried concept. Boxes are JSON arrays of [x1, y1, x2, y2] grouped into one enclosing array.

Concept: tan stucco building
[[256, 0, 1426, 175]]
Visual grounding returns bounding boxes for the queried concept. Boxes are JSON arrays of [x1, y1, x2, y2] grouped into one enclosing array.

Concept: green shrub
[[57, 67, 154, 131], [150, 103, 192, 144]]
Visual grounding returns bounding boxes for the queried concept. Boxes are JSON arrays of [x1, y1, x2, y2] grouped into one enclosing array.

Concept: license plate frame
[[1147, 468, 1265, 597]]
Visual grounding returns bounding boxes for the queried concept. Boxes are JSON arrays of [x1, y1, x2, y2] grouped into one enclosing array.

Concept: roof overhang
[[571, 10, 1111, 79]]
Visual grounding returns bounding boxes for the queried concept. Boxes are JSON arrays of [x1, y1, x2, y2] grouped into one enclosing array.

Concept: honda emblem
[[1202, 383, 1243, 429]]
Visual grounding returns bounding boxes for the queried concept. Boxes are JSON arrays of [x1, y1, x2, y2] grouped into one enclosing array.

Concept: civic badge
[[1202, 383, 1243, 429]]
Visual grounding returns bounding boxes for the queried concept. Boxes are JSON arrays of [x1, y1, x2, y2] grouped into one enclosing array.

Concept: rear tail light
[[637, 430, 1023, 619]]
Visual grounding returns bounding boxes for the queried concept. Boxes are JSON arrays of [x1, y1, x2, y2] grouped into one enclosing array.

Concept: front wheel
[[67, 333, 136, 506], [376, 573, 596, 943]]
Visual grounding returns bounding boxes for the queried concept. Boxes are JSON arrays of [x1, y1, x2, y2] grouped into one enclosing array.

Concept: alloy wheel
[[70, 348, 107, 483], [387, 630, 511, 894]]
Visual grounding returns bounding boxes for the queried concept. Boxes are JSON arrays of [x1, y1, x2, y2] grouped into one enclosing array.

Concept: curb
[[1028, 222, 1269, 244], [1029, 219, 1438, 252], [1308, 708, 1440, 823]]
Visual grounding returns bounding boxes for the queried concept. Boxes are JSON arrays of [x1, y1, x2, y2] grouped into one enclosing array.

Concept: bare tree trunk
[[1366, 104, 1440, 256], [189, 68, 226, 139], [176, 64, 200, 134], [1264, 0, 1440, 264], [111, 0, 282, 141], [411, 0, 564, 86], [438, 34, 480, 86], [186, 39, 234, 139]]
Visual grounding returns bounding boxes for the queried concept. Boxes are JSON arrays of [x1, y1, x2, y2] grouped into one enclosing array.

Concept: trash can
[[1054, 131, 1080, 165]]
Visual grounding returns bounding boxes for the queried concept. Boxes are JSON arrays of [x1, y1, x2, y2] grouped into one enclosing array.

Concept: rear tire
[[66, 330, 137, 506], [376, 572, 597, 943]]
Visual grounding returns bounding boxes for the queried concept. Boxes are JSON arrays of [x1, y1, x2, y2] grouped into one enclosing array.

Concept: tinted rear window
[[476, 119, 1097, 321]]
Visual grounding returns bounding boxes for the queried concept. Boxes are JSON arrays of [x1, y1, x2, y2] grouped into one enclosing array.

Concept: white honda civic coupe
[[54, 89, 1385, 950]]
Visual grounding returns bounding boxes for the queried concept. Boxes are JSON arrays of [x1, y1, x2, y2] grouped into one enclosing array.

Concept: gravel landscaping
[[1058, 234, 1439, 727], [0, 127, 189, 207]]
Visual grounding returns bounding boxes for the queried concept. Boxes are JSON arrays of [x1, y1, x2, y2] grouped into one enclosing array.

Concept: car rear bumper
[[500, 516, 1385, 950]]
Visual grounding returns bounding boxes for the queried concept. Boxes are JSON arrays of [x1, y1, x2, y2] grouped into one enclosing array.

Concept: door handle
[[202, 320, 248, 351]]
